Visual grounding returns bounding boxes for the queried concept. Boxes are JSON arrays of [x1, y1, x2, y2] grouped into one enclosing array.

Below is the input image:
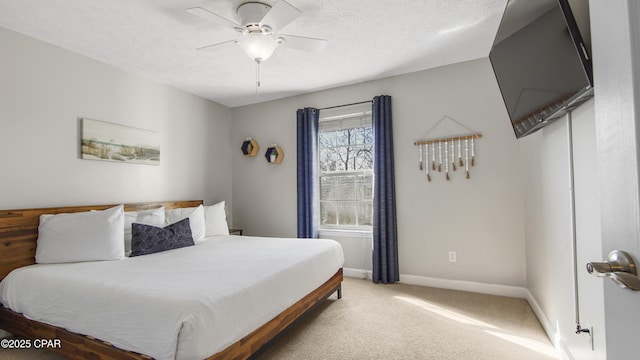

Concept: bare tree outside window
[[319, 126, 373, 228]]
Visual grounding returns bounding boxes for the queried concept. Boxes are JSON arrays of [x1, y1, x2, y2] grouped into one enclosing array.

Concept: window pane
[[335, 146, 348, 171], [357, 174, 373, 200], [319, 131, 337, 148], [320, 176, 335, 200], [338, 201, 357, 226], [350, 145, 372, 170], [319, 148, 337, 172], [354, 155, 365, 170], [336, 129, 350, 146], [336, 176, 356, 200], [363, 127, 373, 144], [320, 201, 337, 225], [362, 145, 374, 169], [358, 201, 373, 226], [353, 127, 367, 144], [345, 148, 356, 171]]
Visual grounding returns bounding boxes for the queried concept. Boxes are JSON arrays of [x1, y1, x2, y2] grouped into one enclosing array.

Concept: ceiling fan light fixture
[[239, 33, 279, 62]]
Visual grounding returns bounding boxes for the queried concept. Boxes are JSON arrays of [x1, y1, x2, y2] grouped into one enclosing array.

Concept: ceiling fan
[[187, 0, 327, 63]]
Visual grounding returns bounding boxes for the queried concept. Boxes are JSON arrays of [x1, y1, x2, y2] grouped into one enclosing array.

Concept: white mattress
[[0, 235, 344, 360]]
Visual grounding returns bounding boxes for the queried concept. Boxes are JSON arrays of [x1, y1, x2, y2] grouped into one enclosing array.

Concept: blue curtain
[[296, 107, 320, 238], [372, 95, 399, 283]]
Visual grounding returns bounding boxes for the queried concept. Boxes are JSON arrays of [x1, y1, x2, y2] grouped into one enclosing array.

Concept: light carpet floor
[[1, 277, 557, 360]]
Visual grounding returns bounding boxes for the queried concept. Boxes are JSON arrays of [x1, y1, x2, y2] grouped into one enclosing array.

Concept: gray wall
[[0, 27, 233, 211], [520, 99, 604, 359], [231, 58, 528, 290]]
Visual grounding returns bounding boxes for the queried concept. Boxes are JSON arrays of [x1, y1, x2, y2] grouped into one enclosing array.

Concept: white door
[[590, 1, 640, 359]]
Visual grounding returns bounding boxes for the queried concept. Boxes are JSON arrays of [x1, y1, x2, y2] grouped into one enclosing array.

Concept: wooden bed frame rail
[[0, 200, 343, 360]]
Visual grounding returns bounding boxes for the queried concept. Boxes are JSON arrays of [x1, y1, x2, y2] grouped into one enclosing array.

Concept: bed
[[0, 200, 344, 359]]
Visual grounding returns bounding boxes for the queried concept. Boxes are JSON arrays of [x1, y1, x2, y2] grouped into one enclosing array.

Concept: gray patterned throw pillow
[[130, 218, 194, 257]]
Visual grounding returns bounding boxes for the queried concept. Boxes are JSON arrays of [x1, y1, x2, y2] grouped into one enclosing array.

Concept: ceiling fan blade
[[187, 7, 241, 30], [279, 35, 327, 54], [196, 40, 238, 52], [260, 0, 301, 32]]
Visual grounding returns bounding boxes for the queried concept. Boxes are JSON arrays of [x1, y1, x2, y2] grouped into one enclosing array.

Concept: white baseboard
[[399, 273, 529, 299], [343, 267, 371, 279], [344, 269, 528, 298], [525, 290, 575, 360]]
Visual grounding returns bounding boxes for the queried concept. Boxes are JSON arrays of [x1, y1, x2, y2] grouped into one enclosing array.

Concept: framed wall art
[[81, 118, 160, 165]]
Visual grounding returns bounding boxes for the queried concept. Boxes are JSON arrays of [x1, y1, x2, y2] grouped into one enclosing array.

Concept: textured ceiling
[[0, 0, 508, 108]]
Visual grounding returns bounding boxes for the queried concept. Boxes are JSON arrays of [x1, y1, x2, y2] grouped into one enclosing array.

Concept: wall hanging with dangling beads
[[413, 115, 482, 182]]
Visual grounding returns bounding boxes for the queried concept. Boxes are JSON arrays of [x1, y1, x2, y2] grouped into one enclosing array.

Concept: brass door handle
[[587, 250, 640, 291]]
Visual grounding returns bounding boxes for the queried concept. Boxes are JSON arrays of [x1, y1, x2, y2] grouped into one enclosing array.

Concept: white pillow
[[36, 205, 125, 264], [165, 205, 206, 243], [204, 201, 229, 236], [124, 207, 165, 256]]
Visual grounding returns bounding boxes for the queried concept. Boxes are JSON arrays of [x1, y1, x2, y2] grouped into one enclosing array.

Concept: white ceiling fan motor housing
[[237, 2, 272, 32]]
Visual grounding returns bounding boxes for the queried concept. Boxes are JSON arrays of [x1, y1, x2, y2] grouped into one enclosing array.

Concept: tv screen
[[490, 0, 593, 138]]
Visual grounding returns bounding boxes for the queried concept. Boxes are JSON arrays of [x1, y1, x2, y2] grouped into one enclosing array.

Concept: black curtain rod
[[318, 100, 372, 111]]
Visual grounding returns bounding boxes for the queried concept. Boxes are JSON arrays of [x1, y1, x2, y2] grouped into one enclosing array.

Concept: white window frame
[[318, 111, 373, 232]]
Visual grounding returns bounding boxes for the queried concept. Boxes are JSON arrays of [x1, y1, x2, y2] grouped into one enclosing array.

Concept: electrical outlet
[[448, 251, 457, 263]]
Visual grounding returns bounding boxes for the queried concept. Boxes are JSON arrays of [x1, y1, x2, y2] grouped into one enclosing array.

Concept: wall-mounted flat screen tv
[[490, 0, 593, 138]]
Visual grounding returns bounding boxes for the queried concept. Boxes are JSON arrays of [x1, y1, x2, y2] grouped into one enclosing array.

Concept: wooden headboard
[[0, 200, 203, 280]]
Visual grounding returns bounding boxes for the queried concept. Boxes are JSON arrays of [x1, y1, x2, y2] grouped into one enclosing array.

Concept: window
[[318, 112, 373, 230]]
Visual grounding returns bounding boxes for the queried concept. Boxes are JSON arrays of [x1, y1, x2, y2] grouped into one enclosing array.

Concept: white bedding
[[0, 235, 344, 360]]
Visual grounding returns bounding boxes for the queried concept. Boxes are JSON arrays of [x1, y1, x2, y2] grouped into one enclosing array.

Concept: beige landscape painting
[[81, 118, 160, 165]]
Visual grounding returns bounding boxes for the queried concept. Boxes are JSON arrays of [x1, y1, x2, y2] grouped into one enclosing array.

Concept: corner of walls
[[229, 98, 300, 238], [526, 289, 576, 360], [520, 118, 577, 360]]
